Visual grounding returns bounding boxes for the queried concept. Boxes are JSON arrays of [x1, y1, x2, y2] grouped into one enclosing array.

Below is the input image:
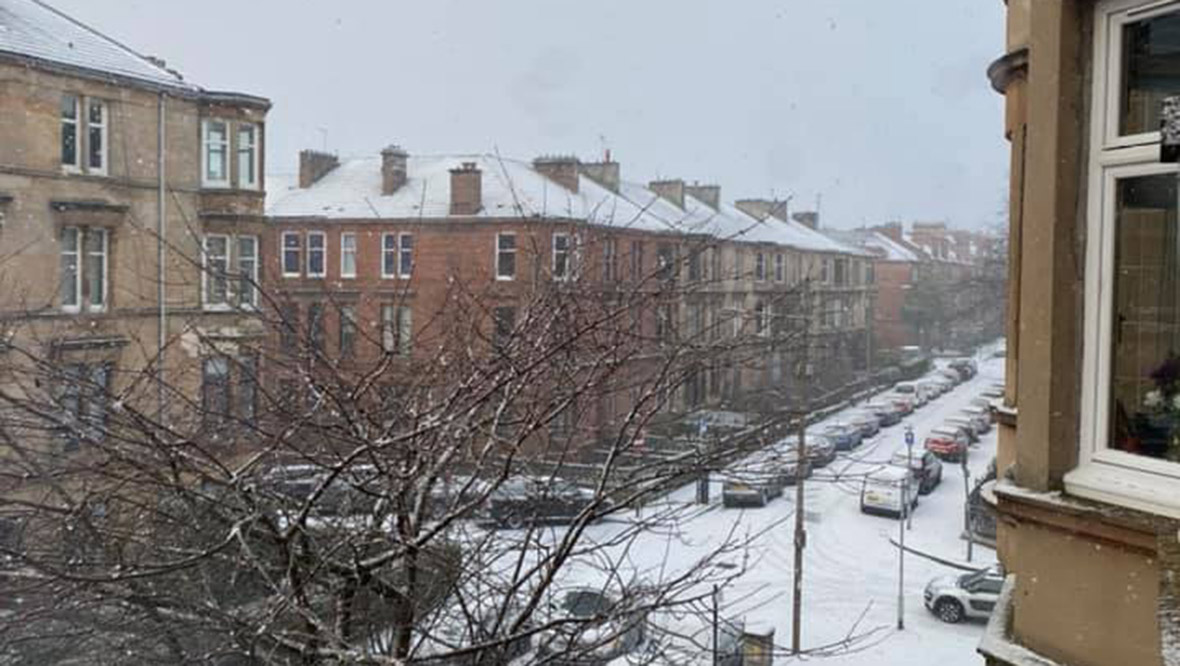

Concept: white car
[[859, 466, 918, 517], [924, 567, 1005, 623], [893, 382, 927, 407]]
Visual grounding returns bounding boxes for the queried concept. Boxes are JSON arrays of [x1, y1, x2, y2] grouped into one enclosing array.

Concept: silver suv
[[923, 566, 1005, 623]]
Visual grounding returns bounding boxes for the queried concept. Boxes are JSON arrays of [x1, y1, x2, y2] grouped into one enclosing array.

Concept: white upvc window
[[341, 232, 357, 278], [496, 232, 517, 280], [381, 304, 413, 356], [398, 232, 414, 278], [237, 123, 259, 190], [306, 231, 326, 278], [203, 234, 230, 309], [87, 99, 107, 175], [202, 119, 230, 188], [552, 232, 571, 281], [282, 232, 302, 278], [237, 235, 258, 307], [1068, 0, 1180, 517], [382, 233, 397, 278]]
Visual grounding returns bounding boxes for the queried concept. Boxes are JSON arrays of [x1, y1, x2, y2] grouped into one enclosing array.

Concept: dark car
[[488, 477, 607, 529], [890, 450, 943, 494], [864, 400, 903, 427], [536, 587, 647, 663]]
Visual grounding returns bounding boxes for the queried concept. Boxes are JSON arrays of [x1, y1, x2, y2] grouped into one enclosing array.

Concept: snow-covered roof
[[0, 0, 198, 91], [268, 154, 866, 256], [824, 229, 922, 263]]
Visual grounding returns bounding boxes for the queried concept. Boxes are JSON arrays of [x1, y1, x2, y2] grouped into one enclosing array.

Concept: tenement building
[[0, 0, 270, 464]]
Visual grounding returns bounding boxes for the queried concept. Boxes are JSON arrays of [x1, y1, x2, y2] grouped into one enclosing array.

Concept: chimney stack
[[734, 198, 789, 222], [580, 158, 620, 193], [876, 221, 904, 243], [533, 156, 580, 193], [449, 162, 483, 216], [299, 150, 339, 188], [791, 211, 819, 229], [649, 179, 685, 209], [685, 183, 721, 211], [381, 145, 408, 195]]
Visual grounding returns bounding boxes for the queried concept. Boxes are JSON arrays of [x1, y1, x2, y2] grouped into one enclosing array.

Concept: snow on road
[[577, 350, 1003, 664]]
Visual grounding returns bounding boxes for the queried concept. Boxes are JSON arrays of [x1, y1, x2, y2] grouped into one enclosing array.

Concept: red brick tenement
[[264, 149, 871, 444]]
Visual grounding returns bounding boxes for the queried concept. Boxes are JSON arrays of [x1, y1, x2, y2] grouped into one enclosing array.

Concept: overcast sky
[[53, 0, 1007, 230]]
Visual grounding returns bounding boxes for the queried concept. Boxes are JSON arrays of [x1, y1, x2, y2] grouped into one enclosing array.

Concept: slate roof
[[0, 0, 198, 91]]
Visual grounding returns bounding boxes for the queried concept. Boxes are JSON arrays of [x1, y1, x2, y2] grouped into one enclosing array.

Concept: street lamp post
[[898, 474, 907, 631], [904, 425, 914, 531], [963, 461, 975, 562]]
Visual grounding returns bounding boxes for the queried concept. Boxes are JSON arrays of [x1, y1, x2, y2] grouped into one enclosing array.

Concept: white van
[[893, 382, 928, 407], [860, 466, 919, 517]]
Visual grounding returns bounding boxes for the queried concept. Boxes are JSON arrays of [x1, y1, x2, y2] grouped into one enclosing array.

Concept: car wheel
[[934, 598, 965, 623], [505, 512, 527, 530], [758, 489, 768, 507]]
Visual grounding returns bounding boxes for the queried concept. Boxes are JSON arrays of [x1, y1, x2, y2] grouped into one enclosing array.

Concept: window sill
[[1064, 461, 1180, 520]]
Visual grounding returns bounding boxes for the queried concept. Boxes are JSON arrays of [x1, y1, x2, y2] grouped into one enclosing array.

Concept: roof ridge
[[29, 0, 183, 83]]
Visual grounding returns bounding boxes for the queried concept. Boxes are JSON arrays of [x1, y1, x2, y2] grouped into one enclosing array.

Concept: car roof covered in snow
[[0, 0, 198, 91]]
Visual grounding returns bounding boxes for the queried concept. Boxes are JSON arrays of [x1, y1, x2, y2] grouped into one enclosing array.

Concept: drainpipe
[[157, 92, 167, 419]]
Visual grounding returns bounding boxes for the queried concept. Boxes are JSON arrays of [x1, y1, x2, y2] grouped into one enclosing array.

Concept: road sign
[[905, 430, 915, 446]]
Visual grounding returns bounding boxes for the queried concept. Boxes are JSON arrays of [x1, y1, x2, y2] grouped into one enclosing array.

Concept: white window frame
[[201, 119, 230, 188], [282, 231, 302, 278], [306, 231, 326, 278], [341, 232, 357, 279], [552, 232, 572, 281], [237, 235, 258, 309], [496, 232, 517, 281], [381, 233, 398, 279], [84, 227, 108, 313], [398, 232, 414, 279], [203, 233, 231, 311], [61, 93, 81, 172], [1067, 0, 1180, 517], [86, 98, 107, 176], [60, 227, 81, 312], [237, 123, 259, 190]]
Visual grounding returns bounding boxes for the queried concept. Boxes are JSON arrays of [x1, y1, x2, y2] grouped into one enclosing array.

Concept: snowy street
[[545, 349, 1005, 664]]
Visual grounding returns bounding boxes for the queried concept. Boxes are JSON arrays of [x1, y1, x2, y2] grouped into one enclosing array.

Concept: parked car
[[980, 386, 1004, 400], [949, 358, 978, 380], [944, 416, 982, 442], [924, 566, 1005, 623], [924, 426, 970, 462], [721, 451, 804, 508], [893, 382, 927, 407], [860, 466, 919, 517], [960, 405, 993, 432], [778, 434, 837, 468], [884, 393, 916, 415], [864, 400, 904, 426], [890, 450, 943, 494], [820, 422, 862, 451], [488, 477, 607, 529], [847, 411, 882, 438], [536, 586, 648, 662], [939, 368, 964, 384], [918, 379, 944, 400]]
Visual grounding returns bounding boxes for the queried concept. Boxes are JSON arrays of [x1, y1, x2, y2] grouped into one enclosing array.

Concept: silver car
[[924, 567, 1005, 623]]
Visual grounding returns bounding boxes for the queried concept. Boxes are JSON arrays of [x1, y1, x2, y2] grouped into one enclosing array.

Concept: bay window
[[1069, 0, 1180, 516]]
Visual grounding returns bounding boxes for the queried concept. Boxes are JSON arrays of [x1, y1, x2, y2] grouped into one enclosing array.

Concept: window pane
[[308, 234, 325, 275], [283, 233, 301, 275], [60, 228, 78, 307], [342, 234, 357, 276], [382, 304, 395, 352], [205, 121, 227, 182], [399, 234, 413, 276], [202, 357, 230, 421], [237, 355, 257, 423], [237, 237, 258, 306], [1122, 11, 1180, 136], [237, 125, 256, 186], [61, 94, 77, 166], [206, 236, 228, 305], [1110, 172, 1180, 460], [339, 305, 356, 357], [85, 229, 106, 309]]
